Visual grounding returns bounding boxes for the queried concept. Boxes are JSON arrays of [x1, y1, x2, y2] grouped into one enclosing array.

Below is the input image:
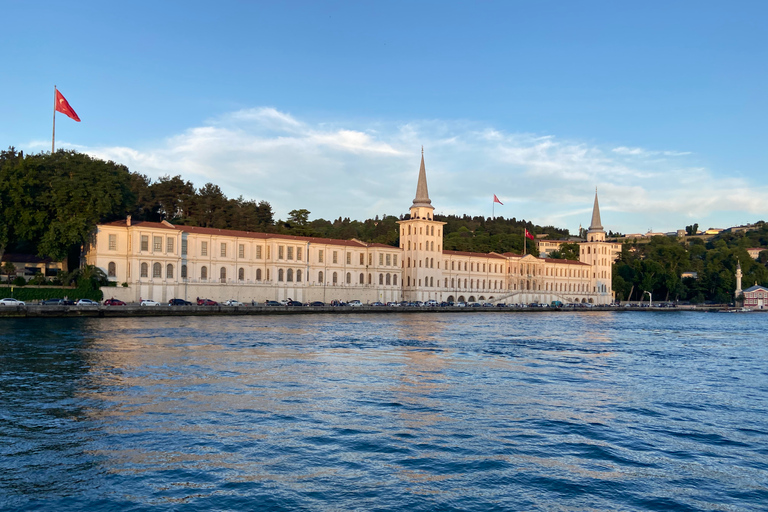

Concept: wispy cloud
[[40, 108, 766, 234]]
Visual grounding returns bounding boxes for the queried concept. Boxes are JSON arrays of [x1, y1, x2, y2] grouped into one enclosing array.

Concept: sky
[[2, 1, 766, 235]]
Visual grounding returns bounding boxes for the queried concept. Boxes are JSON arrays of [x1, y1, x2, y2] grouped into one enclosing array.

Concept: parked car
[[140, 299, 161, 306], [496, 303, 507, 308], [0, 298, 25, 306], [224, 299, 243, 306], [197, 298, 218, 306], [104, 298, 126, 306], [41, 298, 63, 305], [455, 302, 466, 308], [76, 299, 99, 306], [265, 300, 281, 306], [348, 300, 363, 307], [285, 300, 303, 307], [309, 301, 325, 307], [425, 300, 438, 307], [387, 301, 400, 307], [168, 298, 192, 306], [370, 301, 385, 306]]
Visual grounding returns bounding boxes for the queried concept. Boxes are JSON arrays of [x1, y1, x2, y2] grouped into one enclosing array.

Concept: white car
[[76, 299, 99, 306], [224, 299, 243, 306], [0, 298, 25, 306], [140, 299, 161, 306], [348, 300, 363, 307]]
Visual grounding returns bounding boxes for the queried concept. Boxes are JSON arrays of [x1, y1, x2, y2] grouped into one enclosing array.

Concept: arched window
[[451, 278, 455, 288], [333, 272, 338, 284], [408, 225, 411, 235], [393, 275, 397, 285], [359, 273, 364, 284], [181, 265, 187, 279], [201, 266, 208, 280], [444, 278, 447, 287], [379, 274, 384, 285], [430, 277, 434, 287], [166, 264, 173, 279], [296, 269, 302, 282], [220, 267, 227, 282], [278, 269, 284, 281], [107, 262, 116, 277], [318, 271, 323, 283], [256, 268, 262, 281], [153, 262, 161, 278], [346, 272, 351, 284], [239, 267, 245, 281], [471, 279, 474, 289], [368, 273, 371, 284], [386, 273, 391, 285], [287, 268, 293, 282]]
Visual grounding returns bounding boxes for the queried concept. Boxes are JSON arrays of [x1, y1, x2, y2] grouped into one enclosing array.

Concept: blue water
[[1, 312, 766, 511]]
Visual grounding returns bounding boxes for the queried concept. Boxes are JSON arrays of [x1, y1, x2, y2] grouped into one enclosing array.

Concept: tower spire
[[412, 148, 432, 208], [588, 189, 604, 233]]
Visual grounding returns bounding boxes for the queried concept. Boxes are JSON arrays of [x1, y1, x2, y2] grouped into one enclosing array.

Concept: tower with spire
[[735, 260, 743, 300], [579, 189, 613, 303], [397, 148, 446, 301]]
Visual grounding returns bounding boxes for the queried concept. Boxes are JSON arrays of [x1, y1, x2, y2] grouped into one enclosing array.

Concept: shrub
[[0, 287, 103, 302], [12, 276, 27, 287]]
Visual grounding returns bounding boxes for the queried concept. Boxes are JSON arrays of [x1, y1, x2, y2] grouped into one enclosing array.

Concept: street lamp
[[643, 290, 652, 307]]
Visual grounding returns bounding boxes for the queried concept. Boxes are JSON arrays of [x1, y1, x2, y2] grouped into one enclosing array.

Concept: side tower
[[735, 260, 743, 301], [579, 190, 613, 304], [397, 149, 446, 302]]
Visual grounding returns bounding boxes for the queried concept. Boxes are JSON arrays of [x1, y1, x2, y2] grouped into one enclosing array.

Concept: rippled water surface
[[1, 312, 767, 511]]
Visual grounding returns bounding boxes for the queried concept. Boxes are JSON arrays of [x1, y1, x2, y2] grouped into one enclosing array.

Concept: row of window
[[405, 240, 440, 252], [403, 225, 440, 237]]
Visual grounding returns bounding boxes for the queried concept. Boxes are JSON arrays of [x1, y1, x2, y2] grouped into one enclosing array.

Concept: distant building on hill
[[85, 151, 617, 305], [746, 248, 765, 260]]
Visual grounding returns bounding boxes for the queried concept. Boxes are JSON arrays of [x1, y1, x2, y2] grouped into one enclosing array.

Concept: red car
[[197, 298, 219, 306], [104, 298, 126, 306]]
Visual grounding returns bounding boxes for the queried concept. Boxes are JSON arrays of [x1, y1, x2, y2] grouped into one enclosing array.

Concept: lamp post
[[644, 290, 652, 307]]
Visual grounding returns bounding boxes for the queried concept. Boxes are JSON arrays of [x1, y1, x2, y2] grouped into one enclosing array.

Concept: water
[[1, 312, 766, 511]]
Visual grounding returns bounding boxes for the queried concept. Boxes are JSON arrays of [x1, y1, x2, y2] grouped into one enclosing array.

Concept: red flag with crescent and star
[[493, 194, 503, 205], [55, 89, 80, 122], [525, 228, 534, 240]]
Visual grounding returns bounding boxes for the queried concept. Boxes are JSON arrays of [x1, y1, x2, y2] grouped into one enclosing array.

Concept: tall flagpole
[[52, 85, 57, 154]]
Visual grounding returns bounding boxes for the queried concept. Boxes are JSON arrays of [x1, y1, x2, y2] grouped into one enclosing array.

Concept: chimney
[[126, 215, 132, 227]]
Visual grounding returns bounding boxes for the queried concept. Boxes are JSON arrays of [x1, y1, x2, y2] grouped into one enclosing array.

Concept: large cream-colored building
[[86, 152, 614, 305]]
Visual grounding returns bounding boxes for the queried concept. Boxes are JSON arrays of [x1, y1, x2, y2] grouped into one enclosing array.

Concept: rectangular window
[[278, 246, 284, 259], [368, 254, 372, 265], [379, 253, 384, 265], [393, 255, 397, 266], [267, 246, 271, 259], [181, 239, 187, 255], [221, 243, 227, 257], [141, 235, 149, 252], [386, 254, 391, 266], [256, 246, 262, 259], [108, 234, 117, 250], [287, 247, 294, 260], [239, 244, 244, 258], [297, 247, 302, 261], [318, 250, 324, 263], [333, 251, 338, 264], [167, 238, 174, 253], [359, 253, 364, 265], [201, 241, 208, 256], [153, 236, 162, 252], [346, 253, 351, 265]]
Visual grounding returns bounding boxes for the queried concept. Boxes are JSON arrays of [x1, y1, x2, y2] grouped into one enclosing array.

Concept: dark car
[[104, 298, 127, 306], [169, 298, 192, 306], [286, 300, 303, 306], [265, 300, 281, 306], [41, 298, 63, 305], [310, 301, 325, 307], [197, 298, 218, 306]]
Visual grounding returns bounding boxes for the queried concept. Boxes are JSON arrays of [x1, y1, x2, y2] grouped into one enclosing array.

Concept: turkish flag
[[525, 229, 534, 240], [55, 89, 80, 122], [493, 194, 503, 205]]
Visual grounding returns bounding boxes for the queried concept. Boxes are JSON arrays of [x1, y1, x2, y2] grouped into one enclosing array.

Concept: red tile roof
[[442, 250, 508, 259]]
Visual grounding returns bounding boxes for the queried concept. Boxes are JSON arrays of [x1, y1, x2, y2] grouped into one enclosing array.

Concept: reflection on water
[[1, 312, 767, 511]]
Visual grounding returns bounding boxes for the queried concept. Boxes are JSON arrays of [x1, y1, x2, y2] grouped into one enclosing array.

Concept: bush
[[12, 276, 27, 287], [0, 287, 103, 302]]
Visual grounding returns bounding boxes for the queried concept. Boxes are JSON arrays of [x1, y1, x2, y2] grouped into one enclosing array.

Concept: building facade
[[86, 152, 615, 305]]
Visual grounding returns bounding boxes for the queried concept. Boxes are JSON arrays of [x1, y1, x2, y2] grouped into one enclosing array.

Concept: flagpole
[[52, 85, 56, 154]]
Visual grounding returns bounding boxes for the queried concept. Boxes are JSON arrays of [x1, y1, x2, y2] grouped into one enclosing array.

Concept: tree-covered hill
[[612, 226, 768, 304], [0, 148, 564, 265]]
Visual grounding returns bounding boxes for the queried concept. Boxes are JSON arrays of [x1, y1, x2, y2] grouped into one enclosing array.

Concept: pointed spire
[[588, 189, 604, 233], [412, 149, 432, 208]]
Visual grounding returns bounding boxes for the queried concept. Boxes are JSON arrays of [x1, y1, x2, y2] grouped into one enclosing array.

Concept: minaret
[[397, 148, 446, 301], [735, 260, 743, 299]]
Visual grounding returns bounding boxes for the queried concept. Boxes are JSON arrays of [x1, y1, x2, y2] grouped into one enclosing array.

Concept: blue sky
[[2, 1, 766, 234]]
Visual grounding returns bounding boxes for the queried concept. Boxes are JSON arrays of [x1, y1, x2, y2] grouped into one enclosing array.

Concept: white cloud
[[45, 108, 766, 234]]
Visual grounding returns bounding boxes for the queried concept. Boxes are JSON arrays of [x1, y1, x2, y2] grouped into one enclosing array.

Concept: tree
[[288, 209, 310, 226], [686, 223, 699, 236], [2, 261, 16, 283]]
